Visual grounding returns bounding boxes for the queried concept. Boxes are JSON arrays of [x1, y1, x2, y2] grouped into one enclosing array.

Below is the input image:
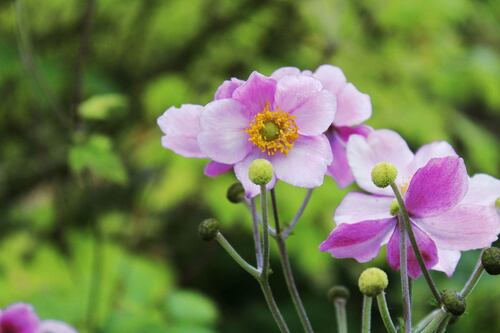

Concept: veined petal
[[333, 83, 372, 127], [234, 152, 276, 198], [198, 99, 252, 164], [204, 161, 233, 177], [334, 192, 394, 224], [387, 224, 438, 279], [233, 71, 276, 116], [405, 157, 468, 218], [157, 104, 206, 158], [270, 135, 332, 188], [433, 248, 461, 277], [214, 78, 244, 100], [320, 218, 397, 262], [409, 141, 457, 176], [313, 64, 347, 94], [462, 173, 500, 206]]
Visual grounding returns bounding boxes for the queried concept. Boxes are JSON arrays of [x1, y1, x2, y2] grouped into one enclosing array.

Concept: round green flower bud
[[481, 247, 500, 275], [389, 199, 400, 216], [358, 267, 388, 297], [495, 197, 500, 209], [327, 286, 350, 303], [441, 289, 466, 316], [226, 182, 245, 204], [371, 162, 398, 188], [198, 218, 220, 241], [248, 159, 273, 186]]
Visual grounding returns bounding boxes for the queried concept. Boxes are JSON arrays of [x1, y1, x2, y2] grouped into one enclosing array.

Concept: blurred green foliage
[[0, 0, 498, 332]]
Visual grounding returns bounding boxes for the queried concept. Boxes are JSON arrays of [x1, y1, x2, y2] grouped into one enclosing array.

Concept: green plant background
[[0, 0, 498, 332]]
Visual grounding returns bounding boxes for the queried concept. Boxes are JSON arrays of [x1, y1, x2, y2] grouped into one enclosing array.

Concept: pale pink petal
[[336, 125, 372, 142], [320, 218, 397, 262], [313, 64, 347, 94], [234, 152, 276, 198], [233, 71, 276, 115], [214, 78, 244, 100], [327, 133, 354, 188], [270, 135, 332, 188], [204, 161, 233, 177], [334, 192, 394, 224], [38, 320, 77, 333], [333, 83, 372, 127], [405, 157, 468, 218], [409, 141, 457, 176], [288, 89, 337, 135], [387, 224, 438, 279], [415, 204, 499, 250], [157, 104, 206, 158], [433, 248, 461, 277], [198, 99, 252, 164], [346, 129, 414, 195], [271, 67, 302, 80], [462, 173, 500, 206]]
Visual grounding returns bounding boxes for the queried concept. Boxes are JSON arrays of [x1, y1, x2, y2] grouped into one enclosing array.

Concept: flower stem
[[390, 183, 441, 304], [413, 309, 441, 333], [333, 299, 347, 333], [270, 189, 314, 333], [260, 185, 270, 279], [376, 293, 397, 333], [460, 250, 485, 298], [361, 295, 372, 333], [259, 279, 292, 333], [215, 232, 260, 279], [436, 314, 452, 333], [281, 189, 313, 239], [250, 198, 264, 269], [398, 216, 412, 333], [420, 309, 448, 333]]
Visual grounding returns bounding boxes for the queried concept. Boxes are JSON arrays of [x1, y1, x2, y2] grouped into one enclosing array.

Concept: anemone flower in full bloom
[[0, 303, 77, 333], [320, 129, 499, 278]]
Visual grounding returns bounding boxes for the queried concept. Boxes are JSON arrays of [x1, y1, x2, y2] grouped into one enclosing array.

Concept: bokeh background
[[0, 0, 499, 332]]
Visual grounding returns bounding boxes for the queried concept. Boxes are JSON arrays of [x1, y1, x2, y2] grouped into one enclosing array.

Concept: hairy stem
[[361, 295, 372, 333], [398, 217, 412, 333], [333, 299, 347, 333], [282, 189, 313, 239], [460, 250, 485, 298], [376, 293, 397, 333], [260, 279, 292, 333], [250, 198, 263, 269], [413, 309, 441, 333], [215, 232, 260, 279], [420, 310, 448, 333], [436, 314, 452, 333]]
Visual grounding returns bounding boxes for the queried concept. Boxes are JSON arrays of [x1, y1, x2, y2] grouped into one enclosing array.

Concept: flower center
[[245, 103, 299, 155]]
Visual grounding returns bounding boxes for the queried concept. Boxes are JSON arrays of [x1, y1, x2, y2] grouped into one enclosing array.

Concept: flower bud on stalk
[[248, 159, 273, 185], [198, 218, 220, 241], [481, 247, 500, 275], [226, 182, 245, 204], [358, 267, 389, 297], [441, 290, 466, 316], [327, 286, 350, 303], [371, 162, 398, 188]]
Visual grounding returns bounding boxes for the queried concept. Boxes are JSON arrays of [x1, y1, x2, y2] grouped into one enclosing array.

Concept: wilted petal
[[405, 157, 468, 218], [333, 83, 372, 127], [334, 192, 394, 224], [233, 71, 276, 115], [387, 224, 438, 279], [313, 64, 347, 94], [204, 161, 233, 177], [320, 218, 397, 262], [214, 78, 244, 100], [157, 104, 206, 158], [462, 173, 500, 206]]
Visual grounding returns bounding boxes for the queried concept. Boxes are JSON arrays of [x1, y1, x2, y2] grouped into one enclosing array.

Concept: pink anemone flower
[[198, 71, 337, 196], [272, 65, 372, 187], [320, 129, 499, 278]]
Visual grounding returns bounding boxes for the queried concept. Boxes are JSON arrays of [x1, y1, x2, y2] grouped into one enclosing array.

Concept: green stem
[[362, 295, 372, 333], [334, 299, 347, 333], [250, 198, 264, 269], [261, 185, 270, 279], [260, 279, 292, 333], [413, 309, 441, 333], [398, 216, 412, 333], [270, 189, 314, 333], [460, 250, 485, 298], [282, 189, 313, 239], [436, 314, 451, 333], [420, 310, 448, 333], [215, 233, 260, 279], [376, 293, 397, 333], [390, 183, 441, 304]]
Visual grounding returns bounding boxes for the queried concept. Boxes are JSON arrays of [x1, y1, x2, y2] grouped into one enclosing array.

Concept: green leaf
[[78, 93, 128, 120], [165, 290, 218, 326]]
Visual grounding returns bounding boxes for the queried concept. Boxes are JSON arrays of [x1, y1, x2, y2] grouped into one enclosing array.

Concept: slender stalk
[[86, 225, 103, 332], [260, 185, 271, 278], [361, 296, 372, 333], [390, 183, 441, 304], [215, 233, 260, 279], [398, 217, 412, 333], [250, 198, 264, 269], [282, 189, 313, 239], [270, 189, 314, 333], [460, 250, 485, 298], [436, 314, 451, 333], [376, 293, 397, 333], [260, 280, 292, 333], [413, 309, 441, 333], [334, 299, 347, 333], [420, 310, 448, 333]]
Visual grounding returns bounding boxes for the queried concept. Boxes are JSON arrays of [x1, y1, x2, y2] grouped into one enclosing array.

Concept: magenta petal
[[214, 78, 244, 100], [233, 71, 276, 115], [157, 104, 206, 158], [270, 135, 332, 188], [234, 152, 276, 198], [415, 204, 499, 250], [313, 64, 347, 94], [320, 218, 397, 262], [204, 161, 233, 177], [387, 224, 438, 279], [336, 125, 372, 142], [334, 192, 394, 224], [198, 99, 252, 164], [327, 133, 354, 188], [409, 141, 457, 175], [405, 157, 468, 218], [0, 303, 40, 333], [333, 83, 372, 127]]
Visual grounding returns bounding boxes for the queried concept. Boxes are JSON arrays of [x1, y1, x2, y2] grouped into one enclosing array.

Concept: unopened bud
[[226, 182, 245, 204], [327, 286, 350, 303], [248, 159, 273, 186], [371, 162, 398, 188], [441, 289, 466, 316], [358, 267, 388, 297], [198, 218, 219, 241], [481, 247, 500, 275]]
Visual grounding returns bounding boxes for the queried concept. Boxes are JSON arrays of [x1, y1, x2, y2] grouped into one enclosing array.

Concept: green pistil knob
[[227, 182, 245, 204], [248, 159, 273, 185], [371, 162, 398, 188], [327, 286, 350, 303], [441, 289, 466, 316], [198, 218, 220, 241], [482, 247, 500, 275], [389, 199, 400, 216], [358, 267, 388, 297], [261, 121, 280, 141]]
